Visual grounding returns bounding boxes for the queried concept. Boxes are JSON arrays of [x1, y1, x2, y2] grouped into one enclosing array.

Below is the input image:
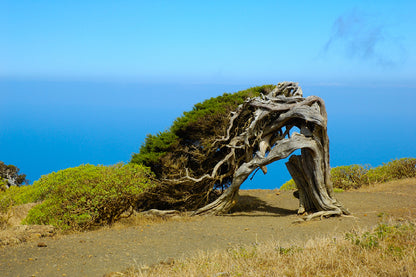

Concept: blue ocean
[[1, 79, 415, 189]]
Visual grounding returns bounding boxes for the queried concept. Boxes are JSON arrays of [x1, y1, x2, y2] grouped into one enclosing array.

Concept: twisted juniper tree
[[133, 82, 349, 220], [0, 161, 28, 190]]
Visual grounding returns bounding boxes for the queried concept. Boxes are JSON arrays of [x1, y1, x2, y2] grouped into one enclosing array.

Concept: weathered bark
[[142, 82, 349, 220], [191, 82, 349, 219]]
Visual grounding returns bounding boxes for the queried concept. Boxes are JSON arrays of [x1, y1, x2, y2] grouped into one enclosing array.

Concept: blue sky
[[1, 1, 416, 188], [2, 1, 415, 85]]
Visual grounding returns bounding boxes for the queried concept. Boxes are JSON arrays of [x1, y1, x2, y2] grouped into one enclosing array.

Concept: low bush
[[280, 158, 416, 191], [330, 164, 370, 190], [0, 185, 37, 214], [0, 185, 37, 229], [367, 158, 416, 184], [0, 178, 6, 191], [19, 163, 156, 230], [280, 179, 296, 191], [0, 192, 12, 229]]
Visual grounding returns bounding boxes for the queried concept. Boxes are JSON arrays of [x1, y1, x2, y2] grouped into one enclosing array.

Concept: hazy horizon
[[2, 1, 416, 188], [2, 78, 415, 189]]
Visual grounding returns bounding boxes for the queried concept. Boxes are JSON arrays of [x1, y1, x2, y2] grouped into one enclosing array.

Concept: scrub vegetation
[[281, 157, 416, 191], [1, 158, 414, 231], [1, 164, 155, 230]]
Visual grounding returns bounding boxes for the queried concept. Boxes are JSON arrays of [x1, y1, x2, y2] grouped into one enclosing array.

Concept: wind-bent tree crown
[[0, 161, 28, 190], [133, 82, 349, 220]]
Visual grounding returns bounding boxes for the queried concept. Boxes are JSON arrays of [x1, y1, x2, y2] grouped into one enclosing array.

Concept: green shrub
[[280, 158, 416, 191], [0, 186, 12, 228], [330, 165, 370, 190], [280, 179, 296, 191], [22, 163, 156, 230], [0, 185, 37, 213], [0, 185, 37, 228], [367, 158, 416, 184], [387, 158, 416, 178], [0, 177, 6, 191]]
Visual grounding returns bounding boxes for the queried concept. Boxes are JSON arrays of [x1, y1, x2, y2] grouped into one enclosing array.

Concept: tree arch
[[135, 82, 349, 220]]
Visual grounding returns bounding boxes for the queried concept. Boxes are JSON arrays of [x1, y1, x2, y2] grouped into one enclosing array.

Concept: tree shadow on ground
[[228, 195, 296, 216]]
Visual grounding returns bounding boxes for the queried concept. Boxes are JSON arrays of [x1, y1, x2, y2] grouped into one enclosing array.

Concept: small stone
[[37, 242, 47, 247]]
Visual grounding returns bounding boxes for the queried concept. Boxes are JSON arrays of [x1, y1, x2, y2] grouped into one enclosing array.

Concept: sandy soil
[[0, 178, 415, 277]]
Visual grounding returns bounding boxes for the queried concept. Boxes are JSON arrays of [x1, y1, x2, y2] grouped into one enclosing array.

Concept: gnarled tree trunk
[[141, 82, 350, 220], [190, 82, 349, 220]]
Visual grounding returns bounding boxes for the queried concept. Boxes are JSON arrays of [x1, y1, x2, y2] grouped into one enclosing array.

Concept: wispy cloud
[[323, 9, 406, 67]]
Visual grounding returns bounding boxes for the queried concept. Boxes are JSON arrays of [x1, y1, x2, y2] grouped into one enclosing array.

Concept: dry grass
[[115, 217, 416, 277]]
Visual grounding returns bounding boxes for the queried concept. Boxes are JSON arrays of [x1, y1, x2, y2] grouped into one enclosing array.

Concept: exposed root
[[140, 209, 180, 217], [303, 210, 343, 221], [193, 192, 238, 216]]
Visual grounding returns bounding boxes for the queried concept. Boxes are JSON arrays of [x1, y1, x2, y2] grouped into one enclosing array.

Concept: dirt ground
[[1, 178, 415, 277]]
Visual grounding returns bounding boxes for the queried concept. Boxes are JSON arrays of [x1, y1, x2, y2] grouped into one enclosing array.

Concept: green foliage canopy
[[131, 85, 274, 177], [130, 85, 275, 210]]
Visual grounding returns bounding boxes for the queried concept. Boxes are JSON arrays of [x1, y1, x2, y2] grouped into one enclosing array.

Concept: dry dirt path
[[1, 179, 415, 277]]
